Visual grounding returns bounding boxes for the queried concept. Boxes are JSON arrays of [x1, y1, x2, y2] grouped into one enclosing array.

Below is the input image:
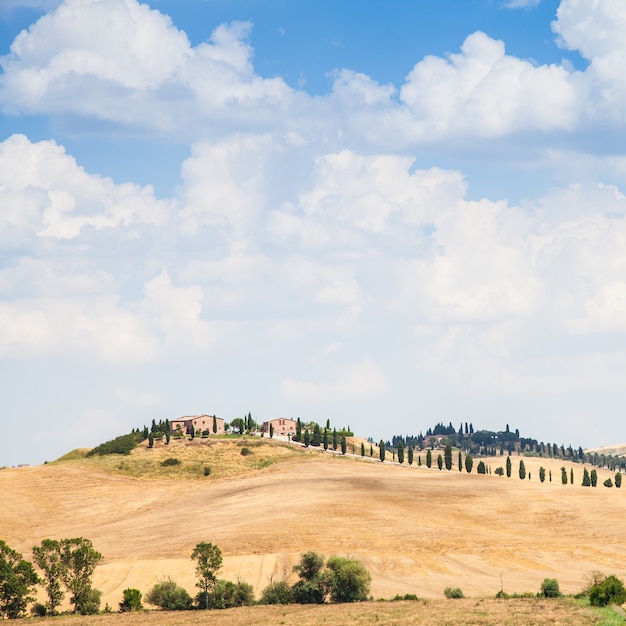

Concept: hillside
[[1, 437, 625, 613]]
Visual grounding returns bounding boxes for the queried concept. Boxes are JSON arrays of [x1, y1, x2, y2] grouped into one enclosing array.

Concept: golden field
[[1, 436, 625, 620]]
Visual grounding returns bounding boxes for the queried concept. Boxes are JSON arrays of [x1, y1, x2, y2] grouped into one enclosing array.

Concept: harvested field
[[1, 437, 625, 613]]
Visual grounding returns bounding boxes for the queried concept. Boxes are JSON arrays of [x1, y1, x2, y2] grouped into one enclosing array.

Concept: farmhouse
[[261, 418, 297, 437], [170, 415, 225, 436]]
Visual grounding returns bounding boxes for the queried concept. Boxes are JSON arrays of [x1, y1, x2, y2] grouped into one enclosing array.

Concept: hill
[[1, 437, 625, 613]]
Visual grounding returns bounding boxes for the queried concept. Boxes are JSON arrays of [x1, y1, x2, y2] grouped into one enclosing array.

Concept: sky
[[2, 0, 626, 466]]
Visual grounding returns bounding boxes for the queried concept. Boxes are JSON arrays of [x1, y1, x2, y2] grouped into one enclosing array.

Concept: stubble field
[[1, 437, 625, 623]]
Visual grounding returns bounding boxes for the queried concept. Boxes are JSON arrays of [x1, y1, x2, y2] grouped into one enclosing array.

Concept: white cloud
[[282, 359, 389, 402]]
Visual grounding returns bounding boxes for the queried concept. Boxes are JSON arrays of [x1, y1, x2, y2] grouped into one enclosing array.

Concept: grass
[[51, 437, 311, 481], [25, 598, 626, 626]]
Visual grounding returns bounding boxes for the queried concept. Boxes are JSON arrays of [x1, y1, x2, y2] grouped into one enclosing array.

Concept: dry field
[[1, 437, 625, 617]]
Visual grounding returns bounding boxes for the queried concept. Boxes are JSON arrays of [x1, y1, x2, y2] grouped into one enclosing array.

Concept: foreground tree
[[325, 556, 371, 603], [464, 454, 473, 473], [582, 468, 591, 486], [437, 454, 443, 470], [444, 445, 452, 471], [615, 472, 622, 488], [519, 460, 526, 480], [260, 580, 293, 605], [60, 538, 102, 614], [292, 552, 326, 604], [506, 456, 512, 478], [591, 469, 598, 487], [540, 578, 561, 598], [32, 539, 64, 614], [0, 540, 39, 619], [397, 441, 405, 464], [561, 467, 568, 485], [589, 575, 626, 607], [119, 588, 143, 612], [191, 542, 222, 610], [379, 441, 386, 462]]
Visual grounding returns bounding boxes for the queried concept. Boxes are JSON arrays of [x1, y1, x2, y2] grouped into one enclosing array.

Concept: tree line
[[0, 539, 370, 619]]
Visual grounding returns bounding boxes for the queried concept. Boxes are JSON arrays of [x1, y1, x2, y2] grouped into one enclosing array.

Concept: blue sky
[[2, 0, 626, 466]]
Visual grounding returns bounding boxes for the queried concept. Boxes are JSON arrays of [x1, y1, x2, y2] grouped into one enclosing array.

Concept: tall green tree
[[570, 468, 574, 485], [295, 418, 302, 443], [379, 441, 386, 462], [444, 445, 452, 471], [539, 466, 546, 483], [332, 428, 338, 451], [59, 538, 102, 614], [458, 450, 462, 472], [408, 446, 414, 466], [0, 540, 39, 619], [269, 423, 274, 438], [191, 542, 223, 610], [360, 442, 365, 457], [303, 429, 311, 447], [397, 441, 405, 464], [212, 415, 218, 434], [506, 456, 512, 478], [32, 539, 65, 614], [312, 424, 322, 447], [324, 429, 329, 451], [292, 552, 326, 604], [437, 454, 443, 470], [465, 454, 473, 473], [426, 449, 432, 468], [590, 469, 598, 487], [519, 460, 526, 480], [582, 467, 591, 486], [340, 436, 347, 455], [616, 472, 622, 488], [561, 466, 568, 485]]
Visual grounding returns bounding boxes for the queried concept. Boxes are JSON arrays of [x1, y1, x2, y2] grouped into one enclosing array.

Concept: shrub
[[197, 580, 254, 609], [260, 580, 293, 605], [87, 433, 137, 457], [240, 447, 252, 456], [203, 466, 211, 476], [79, 587, 102, 615], [30, 603, 47, 617], [495, 467, 504, 476], [119, 588, 143, 612], [146, 578, 192, 610], [540, 578, 561, 598], [325, 556, 371, 603], [603, 478, 613, 488], [444, 587, 464, 599], [589, 575, 626, 607], [161, 458, 180, 467]]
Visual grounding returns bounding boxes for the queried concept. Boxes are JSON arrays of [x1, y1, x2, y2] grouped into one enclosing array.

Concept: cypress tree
[[444, 445, 452, 471], [408, 446, 414, 466], [370, 444, 373, 457], [458, 450, 462, 472], [213, 415, 217, 434], [323, 429, 329, 451], [437, 454, 443, 470], [332, 428, 338, 451], [191, 425, 195, 440], [361, 442, 365, 457], [379, 441, 386, 462], [295, 418, 302, 443], [341, 436, 347, 455], [269, 423, 274, 438], [591, 469, 598, 487], [570, 468, 574, 485], [418, 455, 422, 467], [519, 459, 526, 480], [561, 467, 567, 484], [539, 466, 546, 483], [303, 429, 311, 447], [426, 449, 432, 468], [616, 472, 622, 488], [397, 442, 405, 464], [465, 454, 473, 473], [311, 423, 321, 447], [506, 456, 512, 478], [582, 468, 591, 486]]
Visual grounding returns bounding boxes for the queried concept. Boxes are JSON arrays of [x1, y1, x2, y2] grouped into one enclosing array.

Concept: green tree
[[325, 556, 371, 603], [379, 440, 386, 462], [519, 460, 526, 480], [292, 552, 326, 604], [437, 454, 443, 470], [570, 468, 574, 484], [465, 454, 473, 473], [361, 442, 365, 457], [397, 441, 405, 464], [444, 445, 452, 471], [190, 425, 195, 440], [32, 539, 64, 614], [260, 580, 293, 605], [477, 461, 487, 474], [303, 429, 311, 447], [408, 446, 414, 466], [539, 466, 546, 483], [540, 578, 561, 598], [616, 472, 622, 488], [589, 575, 626, 607], [506, 456, 512, 478], [199, 579, 253, 609], [294, 418, 302, 443], [59, 538, 102, 614], [269, 423, 274, 438], [148, 433, 154, 448], [119, 588, 143, 612], [458, 450, 462, 472], [582, 467, 591, 486], [0, 540, 39, 619], [191, 542, 223, 610], [341, 435, 347, 455], [561, 466, 567, 485], [591, 469, 598, 487], [332, 428, 338, 451], [312, 424, 322, 447], [146, 578, 192, 610], [324, 429, 329, 451], [212, 415, 218, 434], [426, 449, 432, 468]]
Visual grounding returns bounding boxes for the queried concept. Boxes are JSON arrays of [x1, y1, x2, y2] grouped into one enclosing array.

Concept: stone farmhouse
[[261, 417, 297, 437], [170, 415, 225, 436]]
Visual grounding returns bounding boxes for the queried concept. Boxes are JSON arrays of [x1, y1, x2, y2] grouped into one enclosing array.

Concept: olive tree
[[325, 556, 371, 603]]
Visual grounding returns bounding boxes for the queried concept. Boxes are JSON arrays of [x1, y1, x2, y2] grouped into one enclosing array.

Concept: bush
[[119, 588, 143, 612], [203, 466, 211, 476], [325, 556, 371, 603], [87, 433, 137, 457], [161, 457, 180, 467], [540, 578, 561, 598], [444, 587, 464, 599], [79, 588, 102, 615], [197, 580, 255, 609], [260, 580, 293, 605], [589, 575, 626, 607], [240, 447, 252, 456], [30, 603, 47, 617], [146, 578, 192, 610], [603, 478, 613, 488]]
